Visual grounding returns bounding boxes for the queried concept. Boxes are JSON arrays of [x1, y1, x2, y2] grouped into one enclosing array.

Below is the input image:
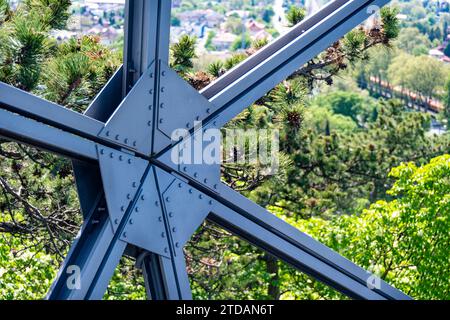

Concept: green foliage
[[40, 36, 121, 111], [189, 156, 450, 300], [342, 28, 370, 63], [312, 90, 376, 124], [252, 37, 269, 50], [0, 2, 448, 301], [286, 6, 306, 27], [24, 0, 71, 30], [290, 155, 450, 299], [0, 234, 57, 299], [395, 27, 432, 55], [0, 0, 11, 24], [205, 30, 216, 51], [224, 53, 247, 70], [443, 74, 450, 124], [207, 60, 225, 78]]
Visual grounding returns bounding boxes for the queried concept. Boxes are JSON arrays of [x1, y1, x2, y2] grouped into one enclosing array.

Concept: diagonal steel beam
[[198, 0, 390, 128], [208, 184, 411, 300]]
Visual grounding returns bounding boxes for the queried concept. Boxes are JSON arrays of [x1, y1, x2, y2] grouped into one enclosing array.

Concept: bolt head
[[114, 219, 119, 225], [123, 232, 127, 238]]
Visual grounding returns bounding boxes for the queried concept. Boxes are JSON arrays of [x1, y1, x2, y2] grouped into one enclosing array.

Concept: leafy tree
[[189, 155, 450, 300], [395, 27, 432, 55], [312, 90, 377, 125]]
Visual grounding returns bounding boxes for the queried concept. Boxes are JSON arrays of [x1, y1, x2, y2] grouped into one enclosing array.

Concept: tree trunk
[[266, 255, 281, 300]]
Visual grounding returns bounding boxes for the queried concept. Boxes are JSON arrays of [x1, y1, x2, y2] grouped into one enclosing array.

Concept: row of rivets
[[99, 149, 138, 229]]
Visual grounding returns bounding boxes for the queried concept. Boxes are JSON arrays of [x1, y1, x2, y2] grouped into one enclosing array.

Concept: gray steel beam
[[47, 196, 127, 300], [0, 82, 104, 142], [0, 0, 413, 301], [199, 0, 390, 128]]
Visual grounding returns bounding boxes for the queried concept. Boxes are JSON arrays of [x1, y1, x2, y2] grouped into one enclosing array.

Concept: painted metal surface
[[0, 0, 411, 300]]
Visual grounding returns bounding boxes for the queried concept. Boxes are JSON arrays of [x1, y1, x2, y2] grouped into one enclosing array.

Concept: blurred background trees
[[0, 0, 449, 300]]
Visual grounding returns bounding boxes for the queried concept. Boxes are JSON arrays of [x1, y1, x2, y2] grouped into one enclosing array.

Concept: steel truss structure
[[0, 0, 411, 300]]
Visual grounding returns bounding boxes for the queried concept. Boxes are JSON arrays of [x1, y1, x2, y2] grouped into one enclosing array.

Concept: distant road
[[273, 0, 289, 35]]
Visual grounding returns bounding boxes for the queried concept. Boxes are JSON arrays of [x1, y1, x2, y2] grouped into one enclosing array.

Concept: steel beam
[[0, 0, 413, 301], [47, 196, 127, 300], [207, 184, 411, 300], [199, 0, 390, 128], [0, 108, 98, 161]]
